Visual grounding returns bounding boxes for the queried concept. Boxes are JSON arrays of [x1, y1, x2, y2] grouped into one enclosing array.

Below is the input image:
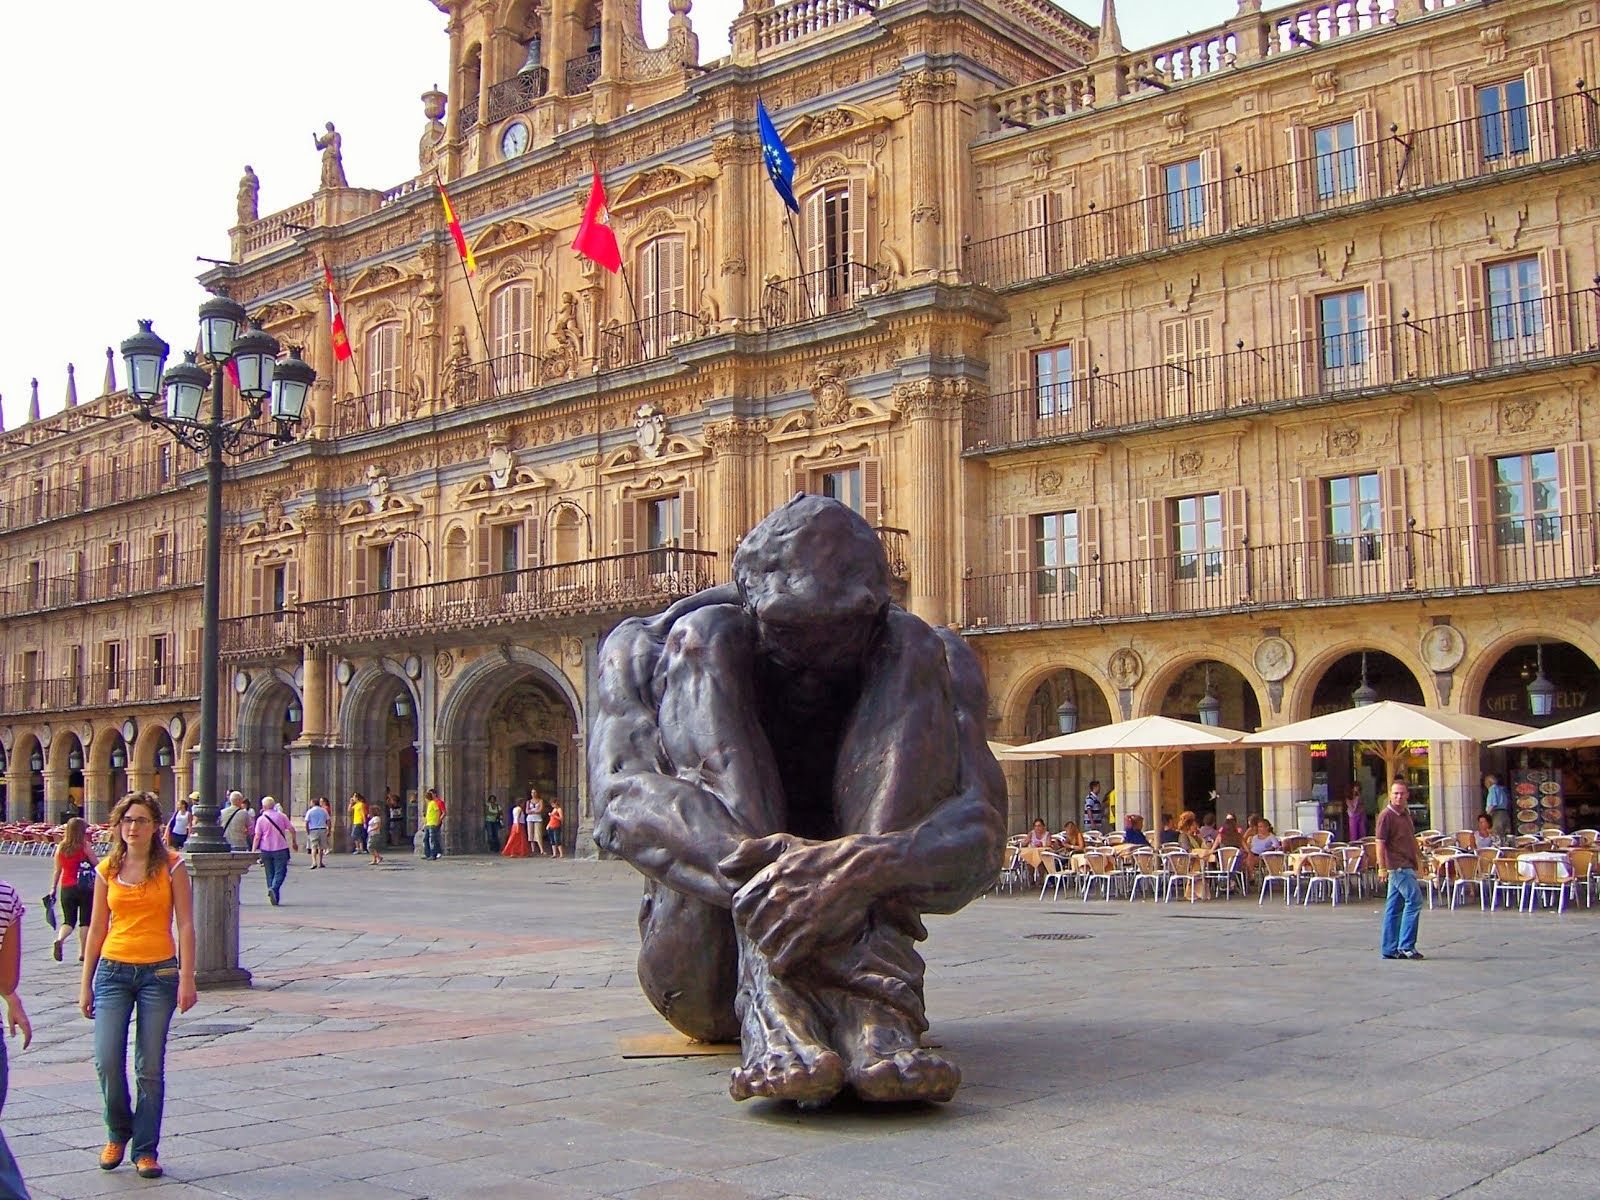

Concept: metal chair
[[1299, 852, 1341, 905], [1490, 856, 1530, 912], [1258, 851, 1295, 905], [1206, 845, 1246, 899], [1038, 852, 1075, 902], [1127, 849, 1161, 902]]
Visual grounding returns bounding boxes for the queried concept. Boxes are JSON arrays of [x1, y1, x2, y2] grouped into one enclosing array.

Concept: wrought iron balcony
[[331, 388, 420, 437], [219, 610, 302, 661], [963, 515, 1600, 632], [965, 287, 1600, 453], [0, 550, 205, 618], [486, 69, 548, 123], [597, 311, 701, 371], [564, 50, 601, 95], [295, 548, 719, 647], [755, 262, 880, 330], [0, 665, 201, 717], [0, 460, 192, 532], [967, 89, 1600, 291]]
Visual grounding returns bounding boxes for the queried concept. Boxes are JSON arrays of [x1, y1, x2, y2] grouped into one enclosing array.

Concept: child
[[546, 801, 564, 859], [367, 810, 385, 865]]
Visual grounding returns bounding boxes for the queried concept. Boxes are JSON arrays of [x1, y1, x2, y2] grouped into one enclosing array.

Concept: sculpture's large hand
[[720, 834, 891, 975]]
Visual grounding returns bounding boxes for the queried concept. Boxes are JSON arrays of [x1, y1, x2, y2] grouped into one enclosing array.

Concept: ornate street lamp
[[67, 748, 83, 771], [1197, 663, 1222, 727], [1351, 652, 1379, 707], [1055, 676, 1078, 734], [1527, 642, 1556, 719]]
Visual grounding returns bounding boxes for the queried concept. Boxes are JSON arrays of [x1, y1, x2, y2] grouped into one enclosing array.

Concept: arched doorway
[[1017, 668, 1113, 833], [52, 733, 88, 823], [436, 649, 580, 854], [1307, 650, 1426, 828], [1158, 660, 1262, 823], [235, 677, 303, 807], [341, 669, 420, 850], [1477, 640, 1600, 832], [13, 735, 46, 822]]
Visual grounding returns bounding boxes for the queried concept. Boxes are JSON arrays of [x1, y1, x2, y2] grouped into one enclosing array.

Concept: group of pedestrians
[[497, 786, 565, 858]]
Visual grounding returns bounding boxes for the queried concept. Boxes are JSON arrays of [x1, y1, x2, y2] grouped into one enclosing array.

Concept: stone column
[[3, 771, 29, 823], [1431, 740, 1475, 834], [893, 380, 961, 627], [1259, 744, 1306, 833], [899, 70, 956, 277], [44, 767, 72, 824], [183, 851, 254, 989], [706, 417, 767, 550], [711, 134, 756, 322], [83, 767, 113, 824]]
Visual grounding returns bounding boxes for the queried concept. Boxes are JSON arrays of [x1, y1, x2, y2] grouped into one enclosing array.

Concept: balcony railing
[[564, 50, 601, 95], [486, 69, 548, 123], [965, 287, 1600, 452], [754, 0, 872, 51], [459, 97, 480, 129], [0, 550, 205, 618], [331, 388, 420, 437], [219, 610, 302, 660], [755, 262, 880, 330], [439, 350, 567, 412], [963, 515, 1600, 631], [875, 527, 910, 580], [298, 548, 720, 646], [0, 460, 191, 532], [969, 90, 1600, 290], [598, 311, 700, 371], [0, 664, 202, 717]]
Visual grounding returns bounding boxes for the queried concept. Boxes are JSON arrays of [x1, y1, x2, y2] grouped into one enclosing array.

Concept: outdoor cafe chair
[[1298, 851, 1341, 905], [1161, 851, 1201, 903], [1566, 847, 1596, 907], [1127, 849, 1161, 902], [1310, 830, 1333, 849], [1206, 845, 1246, 899], [1571, 829, 1598, 846], [1335, 844, 1366, 899], [1453, 830, 1476, 851], [1446, 853, 1487, 910], [1421, 852, 1460, 909], [1258, 851, 1295, 905], [1526, 857, 1572, 913], [1038, 852, 1075, 902], [1490, 856, 1531, 912], [1080, 852, 1118, 901]]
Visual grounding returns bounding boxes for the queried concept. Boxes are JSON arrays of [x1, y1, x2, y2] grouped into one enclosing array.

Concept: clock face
[[501, 122, 529, 158]]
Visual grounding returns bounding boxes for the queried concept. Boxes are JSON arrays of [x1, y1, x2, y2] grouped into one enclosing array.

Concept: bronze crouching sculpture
[[591, 495, 1006, 1105]]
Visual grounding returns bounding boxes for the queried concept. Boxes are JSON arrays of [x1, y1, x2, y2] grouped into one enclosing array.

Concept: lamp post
[[119, 298, 313, 989]]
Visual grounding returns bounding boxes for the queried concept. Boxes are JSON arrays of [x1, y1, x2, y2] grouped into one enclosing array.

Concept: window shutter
[[1023, 193, 1050, 277], [474, 523, 491, 577], [491, 287, 513, 358], [1188, 316, 1215, 412], [185, 629, 201, 687], [1161, 318, 1189, 417], [1135, 497, 1169, 614], [803, 188, 826, 312], [1537, 246, 1570, 354], [678, 487, 697, 552], [1369, 280, 1393, 385], [1557, 442, 1595, 574], [665, 236, 687, 332], [524, 515, 542, 566], [619, 498, 638, 554], [1289, 294, 1318, 397], [1000, 512, 1031, 625], [1141, 162, 1163, 252], [1355, 109, 1381, 200], [1223, 486, 1249, 602], [1382, 465, 1410, 589], [136, 636, 151, 697], [392, 539, 411, 591], [637, 240, 659, 325], [1452, 82, 1478, 178], [862, 458, 883, 527], [1069, 336, 1089, 431], [1524, 60, 1554, 161], [1081, 505, 1104, 615], [847, 176, 868, 287], [1452, 454, 1491, 585], [284, 558, 299, 606], [1286, 124, 1311, 215], [249, 566, 264, 614], [1289, 476, 1324, 600], [1200, 147, 1223, 235], [352, 542, 370, 594], [1455, 263, 1488, 370]]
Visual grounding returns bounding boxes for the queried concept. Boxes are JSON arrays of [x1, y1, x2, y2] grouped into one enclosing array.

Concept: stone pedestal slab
[[183, 851, 255, 989]]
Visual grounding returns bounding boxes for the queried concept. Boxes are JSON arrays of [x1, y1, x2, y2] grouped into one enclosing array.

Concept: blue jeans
[[261, 848, 289, 898], [1381, 867, 1423, 956], [423, 826, 442, 859], [92, 958, 179, 1160], [0, 1038, 32, 1198]]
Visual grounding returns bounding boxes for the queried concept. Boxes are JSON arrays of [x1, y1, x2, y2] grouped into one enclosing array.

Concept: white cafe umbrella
[[1493, 711, 1600, 750], [1013, 715, 1252, 839], [1242, 700, 1533, 785], [987, 740, 1064, 762]]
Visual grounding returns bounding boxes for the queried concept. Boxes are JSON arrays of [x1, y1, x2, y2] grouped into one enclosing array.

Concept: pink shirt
[[253, 809, 294, 852]]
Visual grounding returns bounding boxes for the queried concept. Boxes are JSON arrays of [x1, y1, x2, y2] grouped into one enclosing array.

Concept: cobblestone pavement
[[3, 851, 1600, 1199]]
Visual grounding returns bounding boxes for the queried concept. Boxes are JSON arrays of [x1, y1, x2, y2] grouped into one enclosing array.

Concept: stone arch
[[992, 656, 1117, 740], [339, 659, 419, 747], [1139, 650, 1265, 827], [1283, 633, 1429, 723], [87, 724, 132, 821], [47, 729, 87, 775], [436, 645, 581, 737], [338, 661, 422, 846], [132, 721, 180, 809], [4, 731, 46, 823], [233, 668, 303, 808], [1456, 620, 1600, 718], [1137, 647, 1266, 722]]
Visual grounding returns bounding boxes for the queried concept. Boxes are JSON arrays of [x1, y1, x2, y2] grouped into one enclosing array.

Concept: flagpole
[[456, 250, 496, 396], [617, 262, 645, 358], [784, 211, 815, 321], [432, 171, 497, 396], [322, 256, 359, 420]]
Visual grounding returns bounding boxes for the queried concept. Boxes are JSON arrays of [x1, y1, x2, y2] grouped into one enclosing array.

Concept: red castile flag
[[437, 181, 477, 276], [323, 260, 353, 362], [572, 166, 621, 273]]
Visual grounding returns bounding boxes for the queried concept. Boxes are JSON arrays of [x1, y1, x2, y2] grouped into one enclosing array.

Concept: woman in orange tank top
[[78, 792, 197, 1180]]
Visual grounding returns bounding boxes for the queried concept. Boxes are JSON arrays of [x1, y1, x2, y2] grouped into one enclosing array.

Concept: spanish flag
[[438, 181, 476, 276], [323, 260, 353, 363], [572, 166, 621, 274]]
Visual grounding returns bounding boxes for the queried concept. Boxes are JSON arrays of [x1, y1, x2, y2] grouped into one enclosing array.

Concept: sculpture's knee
[[661, 606, 752, 678], [637, 880, 739, 1043]]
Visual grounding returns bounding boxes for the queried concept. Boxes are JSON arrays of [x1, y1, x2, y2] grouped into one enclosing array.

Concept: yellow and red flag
[[572, 166, 621, 274], [323, 260, 353, 362], [438, 181, 476, 276]]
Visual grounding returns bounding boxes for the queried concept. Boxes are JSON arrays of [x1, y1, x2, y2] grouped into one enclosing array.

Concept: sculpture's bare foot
[[846, 1046, 961, 1103], [729, 1044, 846, 1104], [730, 941, 845, 1105]]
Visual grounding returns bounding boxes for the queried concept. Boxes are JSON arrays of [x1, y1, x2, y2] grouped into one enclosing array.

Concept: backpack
[[76, 857, 97, 889]]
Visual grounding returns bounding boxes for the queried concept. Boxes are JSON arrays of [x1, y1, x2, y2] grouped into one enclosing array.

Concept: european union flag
[[757, 99, 799, 214]]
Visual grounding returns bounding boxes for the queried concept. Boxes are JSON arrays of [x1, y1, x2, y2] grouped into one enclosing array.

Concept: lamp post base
[[183, 850, 255, 989]]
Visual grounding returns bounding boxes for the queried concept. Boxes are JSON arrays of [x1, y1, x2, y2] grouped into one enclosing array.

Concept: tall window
[[1318, 289, 1368, 387], [1325, 473, 1381, 564], [1172, 493, 1223, 580], [1033, 345, 1074, 421], [637, 235, 687, 355], [157, 443, 173, 486], [107, 542, 125, 591], [1313, 118, 1358, 202], [365, 323, 403, 396], [270, 565, 287, 612], [1493, 450, 1559, 544], [375, 544, 394, 610], [152, 635, 169, 687], [1163, 158, 1204, 233], [1486, 257, 1543, 365], [153, 532, 171, 585], [103, 640, 123, 691], [647, 496, 682, 572], [498, 524, 521, 594], [1034, 512, 1079, 595], [1477, 78, 1530, 162], [818, 467, 863, 514], [820, 187, 853, 303], [490, 283, 536, 389], [25, 560, 42, 608]]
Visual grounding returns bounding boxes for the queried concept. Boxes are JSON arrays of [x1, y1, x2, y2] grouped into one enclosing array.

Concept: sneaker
[[1399, 949, 1426, 960], [99, 1142, 126, 1170], [1382, 952, 1400, 959], [52, 939, 62, 962], [135, 1156, 163, 1179]]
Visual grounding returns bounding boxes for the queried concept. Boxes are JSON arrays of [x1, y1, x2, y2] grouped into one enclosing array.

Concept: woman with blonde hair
[[79, 792, 197, 1180], [49, 817, 98, 963]]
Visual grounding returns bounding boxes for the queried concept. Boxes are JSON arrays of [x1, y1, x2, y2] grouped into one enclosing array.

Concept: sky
[[0, 0, 1235, 430]]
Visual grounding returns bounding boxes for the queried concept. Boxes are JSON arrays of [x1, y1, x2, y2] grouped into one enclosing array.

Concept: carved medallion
[[1419, 625, 1466, 674], [1252, 636, 1295, 683], [1108, 648, 1144, 690], [634, 403, 667, 459]]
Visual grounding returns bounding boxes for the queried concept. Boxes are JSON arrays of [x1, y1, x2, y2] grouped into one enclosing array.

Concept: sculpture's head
[[734, 493, 891, 670]]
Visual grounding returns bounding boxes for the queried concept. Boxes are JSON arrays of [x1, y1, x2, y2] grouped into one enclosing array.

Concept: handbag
[[41, 893, 57, 930]]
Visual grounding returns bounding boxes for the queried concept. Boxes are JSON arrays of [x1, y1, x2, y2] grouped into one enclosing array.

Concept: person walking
[[546, 800, 564, 858], [49, 817, 98, 964], [528, 786, 547, 856], [304, 798, 330, 869], [484, 794, 503, 852], [252, 797, 298, 905], [366, 809, 385, 866], [1376, 779, 1424, 961], [164, 800, 191, 850], [0, 876, 35, 1199], [349, 793, 368, 856], [422, 788, 445, 860], [79, 791, 198, 1180], [220, 792, 253, 852], [1484, 773, 1513, 839]]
